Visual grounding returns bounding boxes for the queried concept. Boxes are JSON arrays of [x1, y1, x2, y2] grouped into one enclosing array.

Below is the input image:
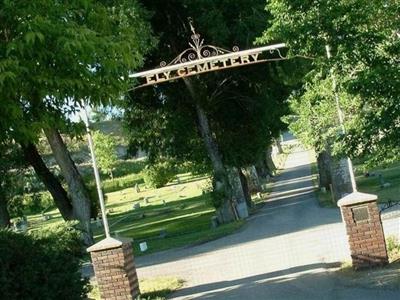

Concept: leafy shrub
[[176, 161, 211, 176], [101, 174, 144, 193], [143, 161, 177, 188], [386, 235, 400, 262], [8, 192, 54, 217], [0, 222, 89, 300]]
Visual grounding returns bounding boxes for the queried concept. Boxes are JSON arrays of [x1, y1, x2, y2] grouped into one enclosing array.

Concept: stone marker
[[211, 216, 219, 228], [133, 203, 140, 210], [337, 192, 388, 269], [135, 183, 140, 193], [87, 237, 139, 299], [159, 229, 167, 238], [139, 241, 148, 252], [96, 219, 103, 228]]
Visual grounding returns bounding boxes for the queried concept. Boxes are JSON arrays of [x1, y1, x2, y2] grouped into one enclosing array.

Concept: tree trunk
[[227, 167, 249, 218], [43, 128, 94, 245], [244, 166, 262, 194], [265, 147, 276, 174], [238, 168, 253, 208], [184, 78, 236, 223], [329, 156, 354, 202], [21, 142, 74, 221], [317, 150, 332, 190], [255, 158, 273, 180], [275, 137, 283, 154], [0, 194, 10, 228]]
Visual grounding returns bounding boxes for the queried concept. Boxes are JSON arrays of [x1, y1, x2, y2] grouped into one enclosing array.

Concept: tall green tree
[[92, 131, 118, 179], [259, 0, 400, 166], [125, 0, 291, 222], [1, 0, 154, 244], [0, 142, 24, 227]]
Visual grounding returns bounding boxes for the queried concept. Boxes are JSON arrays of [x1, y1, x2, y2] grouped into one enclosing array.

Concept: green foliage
[[0, 0, 155, 144], [386, 236, 400, 262], [286, 75, 343, 151], [92, 131, 118, 178], [100, 174, 144, 193], [0, 223, 89, 300], [124, 0, 291, 175], [143, 160, 177, 188], [139, 277, 184, 299], [8, 192, 54, 217], [259, 0, 400, 163]]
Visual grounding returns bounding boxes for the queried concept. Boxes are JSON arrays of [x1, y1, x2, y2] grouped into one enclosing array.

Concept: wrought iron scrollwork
[[379, 199, 400, 213], [159, 19, 240, 67]]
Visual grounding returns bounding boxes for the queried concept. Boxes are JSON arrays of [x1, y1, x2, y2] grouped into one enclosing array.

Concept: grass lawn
[[88, 276, 184, 300], [23, 151, 287, 256], [355, 162, 400, 203], [25, 172, 244, 256]]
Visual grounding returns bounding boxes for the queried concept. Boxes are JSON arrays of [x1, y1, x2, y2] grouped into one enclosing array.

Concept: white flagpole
[[81, 104, 111, 238]]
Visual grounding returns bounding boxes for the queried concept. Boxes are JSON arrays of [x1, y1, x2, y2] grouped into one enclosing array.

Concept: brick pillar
[[337, 192, 388, 269], [87, 237, 140, 299]]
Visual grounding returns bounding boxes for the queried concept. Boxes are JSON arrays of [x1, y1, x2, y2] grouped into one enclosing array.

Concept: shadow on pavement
[[171, 262, 399, 300]]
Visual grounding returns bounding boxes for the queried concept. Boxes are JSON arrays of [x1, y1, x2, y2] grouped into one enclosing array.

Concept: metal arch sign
[[129, 25, 286, 89]]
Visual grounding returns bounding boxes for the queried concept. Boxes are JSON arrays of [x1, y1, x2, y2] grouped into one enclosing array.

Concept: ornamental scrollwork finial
[[159, 18, 240, 67]]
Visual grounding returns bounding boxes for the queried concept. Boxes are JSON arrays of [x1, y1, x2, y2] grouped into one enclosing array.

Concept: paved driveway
[[135, 148, 399, 299]]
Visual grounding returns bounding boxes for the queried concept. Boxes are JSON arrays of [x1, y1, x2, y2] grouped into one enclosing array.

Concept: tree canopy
[[258, 0, 400, 165], [124, 0, 293, 170], [0, 0, 155, 143]]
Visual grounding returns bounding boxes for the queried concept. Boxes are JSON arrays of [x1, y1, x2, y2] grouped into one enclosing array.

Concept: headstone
[[162, 200, 166, 206], [378, 174, 385, 188], [211, 216, 219, 228], [139, 242, 148, 252], [96, 219, 103, 228], [133, 203, 140, 210], [15, 220, 28, 232], [144, 197, 149, 204], [215, 181, 223, 191], [159, 229, 167, 238], [321, 187, 327, 193], [20, 222, 28, 233], [135, 183, 140, 193], [41, 214, 50, 221]]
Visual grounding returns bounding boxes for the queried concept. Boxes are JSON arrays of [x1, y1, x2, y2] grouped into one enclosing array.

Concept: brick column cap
[[86, 236, 133, 253], [337, 191, 377, 207]]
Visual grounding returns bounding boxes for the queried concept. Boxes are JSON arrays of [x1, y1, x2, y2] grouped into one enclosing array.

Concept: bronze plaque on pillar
[[352, 206, 369, 222]]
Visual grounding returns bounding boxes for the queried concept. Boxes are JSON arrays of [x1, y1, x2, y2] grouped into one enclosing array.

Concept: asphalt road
[[135, 147, 400, 299]]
